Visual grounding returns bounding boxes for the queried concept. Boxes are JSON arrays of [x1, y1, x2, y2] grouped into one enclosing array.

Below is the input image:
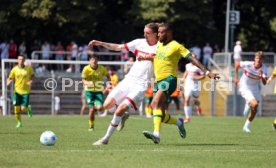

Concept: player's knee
[[150, 100, 158, 109], [95, 105, 103, 111], [250, 100, 258, 108], [115, 103, 128, 116], [103, 98, 115, 109], [14, 106, 20, 114]]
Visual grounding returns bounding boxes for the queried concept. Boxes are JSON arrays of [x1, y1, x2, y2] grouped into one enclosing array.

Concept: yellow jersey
[[110, 74, 119, 88], [154, 40, 191, 81], [9, 65, 34, 94], [273, 67, 276, 94], [82, 65, 108, 92]]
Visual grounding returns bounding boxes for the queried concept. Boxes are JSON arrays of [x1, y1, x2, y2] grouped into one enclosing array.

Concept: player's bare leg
[[243, 99, 258, 133]]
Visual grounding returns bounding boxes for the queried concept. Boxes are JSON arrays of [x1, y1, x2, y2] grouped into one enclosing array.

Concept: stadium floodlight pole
[[224, 0, 230, 53]]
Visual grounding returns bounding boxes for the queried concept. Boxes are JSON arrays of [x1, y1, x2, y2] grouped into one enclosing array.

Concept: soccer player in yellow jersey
[[143, 23, 220, 144], [267, 66, 276, 129], [82, 53, 110, 131], [7, 55, 34, 128]]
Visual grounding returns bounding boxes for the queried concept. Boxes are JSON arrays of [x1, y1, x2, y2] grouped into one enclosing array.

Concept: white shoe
[[184, 118, 190, 123], [98, 111, 107, 117], [146, 114, 152, 118], [93, 138, 108, 145], [243, 127, 251, 133], [117, 112, 130, 131], [66, 68, 72, 72]]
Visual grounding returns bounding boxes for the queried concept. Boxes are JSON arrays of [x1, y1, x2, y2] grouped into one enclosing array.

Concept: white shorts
[[240, 88, 260, 104], [184, 82, 200, 98], [184, 88, 200, 98], [107, 79, 146, 113], [55, 105, 60, 111]]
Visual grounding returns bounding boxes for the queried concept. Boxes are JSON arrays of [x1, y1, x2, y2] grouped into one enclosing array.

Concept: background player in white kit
[[234, 51, 267, 133], [88, 23, 159, 145], [183, 54, 205, 123]]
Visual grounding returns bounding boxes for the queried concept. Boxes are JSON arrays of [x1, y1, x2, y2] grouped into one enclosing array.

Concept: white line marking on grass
[[10, 149, 276, 153]]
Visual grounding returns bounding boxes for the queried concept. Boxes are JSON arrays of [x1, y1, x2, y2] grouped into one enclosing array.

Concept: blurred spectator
[[9, 39, 17, 59], [54, 95, 61, 115], [66, 41, 78, 72], [19, 41, 27, 56], [190, 45, 201, 61], [203, 43, 213, 67], [233, 40, 242, 63], [30, 40, 41, 60], [79, 44, 89, 61], [41, 41, 50, 60], [0, 41, 9, 59], [214, 44, 221, 53], [55, 41, 64, 71]]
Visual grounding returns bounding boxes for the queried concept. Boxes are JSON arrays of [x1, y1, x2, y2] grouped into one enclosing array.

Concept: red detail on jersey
[[134, 50, 156, 59], [124, 44, 129, 51], [126, 97, 137, 110], [187, 71, 203, 76], [244, 69, 261, 80]]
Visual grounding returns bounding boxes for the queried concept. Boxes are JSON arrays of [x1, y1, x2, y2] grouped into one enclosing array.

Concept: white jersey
[[124, 39, 156, 87], [239, 61, 267, 90], [184, 63, 204, 88]]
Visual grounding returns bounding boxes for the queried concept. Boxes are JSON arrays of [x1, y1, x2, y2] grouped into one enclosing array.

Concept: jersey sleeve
[[9, 68, 15, 79], [81, 66, 88, 79], [197, 68, 204, 75], [125, 39, 140, 53], [179, 44, 191, 59], [29, 66, 34, 77], [273, 67, 276, 75]]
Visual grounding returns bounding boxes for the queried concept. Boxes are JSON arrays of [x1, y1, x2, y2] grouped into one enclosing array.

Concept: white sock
[[243, 104, 250, 116], [184, 106, 192, 118], [102, 115, 122, 140], [244, 119, 251, 128], [108, 105, 117, 113], [153, 131, 160, 138]]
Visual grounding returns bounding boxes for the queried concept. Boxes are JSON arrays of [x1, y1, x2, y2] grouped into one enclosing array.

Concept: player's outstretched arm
[[88, 40, 124, 51], [188, 56, 220, 80], [267, 74, 276, 84]]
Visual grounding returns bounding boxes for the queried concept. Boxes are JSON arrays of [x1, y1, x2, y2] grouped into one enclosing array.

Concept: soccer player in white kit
[[234, 51, 268, 133], [183, 53, 205, 123], [88, 23, 159, 145]]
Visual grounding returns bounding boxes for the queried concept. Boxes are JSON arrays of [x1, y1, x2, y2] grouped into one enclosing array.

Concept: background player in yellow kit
[[82, 53, 110, 131], [7, 55, 34, 128], [267, 66, 276, 129]]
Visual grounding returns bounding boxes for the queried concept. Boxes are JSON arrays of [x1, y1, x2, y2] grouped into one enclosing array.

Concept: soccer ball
[[40, 131, 57, 146]]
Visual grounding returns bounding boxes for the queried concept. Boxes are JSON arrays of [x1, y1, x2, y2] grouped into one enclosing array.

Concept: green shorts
[[85, 91, 104, 108], [144, 96, 153, 104], [13, 92, 30, 107], [154, 75, 177, 99], [168, 96, 179, 104]]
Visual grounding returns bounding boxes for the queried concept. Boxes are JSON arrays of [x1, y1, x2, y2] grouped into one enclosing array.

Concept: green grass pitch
[[0, 115, 276, 168]]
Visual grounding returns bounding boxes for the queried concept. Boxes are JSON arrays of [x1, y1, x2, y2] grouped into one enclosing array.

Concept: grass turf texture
[[0, 115, 276, 168]]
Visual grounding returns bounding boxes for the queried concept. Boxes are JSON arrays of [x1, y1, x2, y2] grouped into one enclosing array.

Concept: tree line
[[0, 0, 275, 51]]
